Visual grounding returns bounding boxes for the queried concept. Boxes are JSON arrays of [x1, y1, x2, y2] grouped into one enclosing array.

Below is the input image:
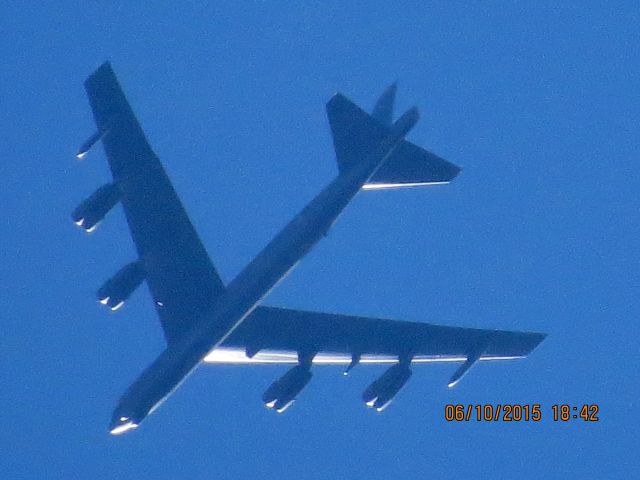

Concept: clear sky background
[[1, 2, 638, 478]]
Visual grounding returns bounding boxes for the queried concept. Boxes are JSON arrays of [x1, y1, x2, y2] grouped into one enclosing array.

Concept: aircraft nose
[[109, 416, 139, 435]]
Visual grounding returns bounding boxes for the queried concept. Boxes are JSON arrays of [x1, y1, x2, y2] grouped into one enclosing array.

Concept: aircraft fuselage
[[109, 108, 419, 434]]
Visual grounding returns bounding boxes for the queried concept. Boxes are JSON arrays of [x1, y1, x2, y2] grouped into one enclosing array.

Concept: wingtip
[[93, 61, 113, 75], [526, 331, 548, 355], [326, 92, 350, 109], [85, 61, 115, 87]]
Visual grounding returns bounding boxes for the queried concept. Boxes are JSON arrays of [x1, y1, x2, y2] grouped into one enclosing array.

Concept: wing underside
[[205, 306, 546, 365], [83, 62, 225, 343], [208, 307, 544, 411]]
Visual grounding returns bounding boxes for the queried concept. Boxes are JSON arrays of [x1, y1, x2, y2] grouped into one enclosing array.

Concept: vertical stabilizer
[[371, 82, 397, 127]]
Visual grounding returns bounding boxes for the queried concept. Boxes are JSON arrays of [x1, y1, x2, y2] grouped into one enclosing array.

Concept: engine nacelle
[[97, 261, 145, 311], [71, 183, 121, 233], [262, 365, 312, 413], [362, 363, 412, 412], [76, 128, 108, 160]]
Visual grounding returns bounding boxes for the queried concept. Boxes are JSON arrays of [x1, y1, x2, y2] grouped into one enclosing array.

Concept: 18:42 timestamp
[[552, 404, 599, 422]]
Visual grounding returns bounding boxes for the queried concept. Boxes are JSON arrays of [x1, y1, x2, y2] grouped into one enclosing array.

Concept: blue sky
[[1, 2, 638, 478]]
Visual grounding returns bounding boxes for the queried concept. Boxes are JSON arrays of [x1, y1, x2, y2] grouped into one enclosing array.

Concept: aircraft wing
[[206, 306, 546, 370], [81, 62, 226, 343]]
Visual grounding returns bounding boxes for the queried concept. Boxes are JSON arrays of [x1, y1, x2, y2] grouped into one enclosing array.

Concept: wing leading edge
[[82, 62, 225, 343]]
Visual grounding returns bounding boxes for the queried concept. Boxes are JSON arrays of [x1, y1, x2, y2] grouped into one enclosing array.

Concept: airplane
[[73, 62, 545, 435]]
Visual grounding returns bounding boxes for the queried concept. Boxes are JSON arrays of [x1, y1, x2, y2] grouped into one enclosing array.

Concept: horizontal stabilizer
[[364, 140, 461, 190], [327, 86, 461, 187], [327, 93, 390, 172]]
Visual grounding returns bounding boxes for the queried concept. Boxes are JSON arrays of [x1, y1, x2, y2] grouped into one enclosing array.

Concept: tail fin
[[368, 84, 461, 188], [371, 82, 397, 127], [327, 86, 461, 187]]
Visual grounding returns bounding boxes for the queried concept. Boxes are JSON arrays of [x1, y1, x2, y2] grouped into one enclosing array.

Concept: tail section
[[327, 84, 461, 188]]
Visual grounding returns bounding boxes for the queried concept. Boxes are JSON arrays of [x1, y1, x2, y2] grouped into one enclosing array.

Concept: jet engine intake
[[72, 183, 121, 233], [97, 260, 145, 311], [262, 365, 312, 413], [362, 363, 412, 412]]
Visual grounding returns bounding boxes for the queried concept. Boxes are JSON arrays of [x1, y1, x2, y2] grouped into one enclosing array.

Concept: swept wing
[[207, 306, 545, 367], [82, 62, 225, 343]]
